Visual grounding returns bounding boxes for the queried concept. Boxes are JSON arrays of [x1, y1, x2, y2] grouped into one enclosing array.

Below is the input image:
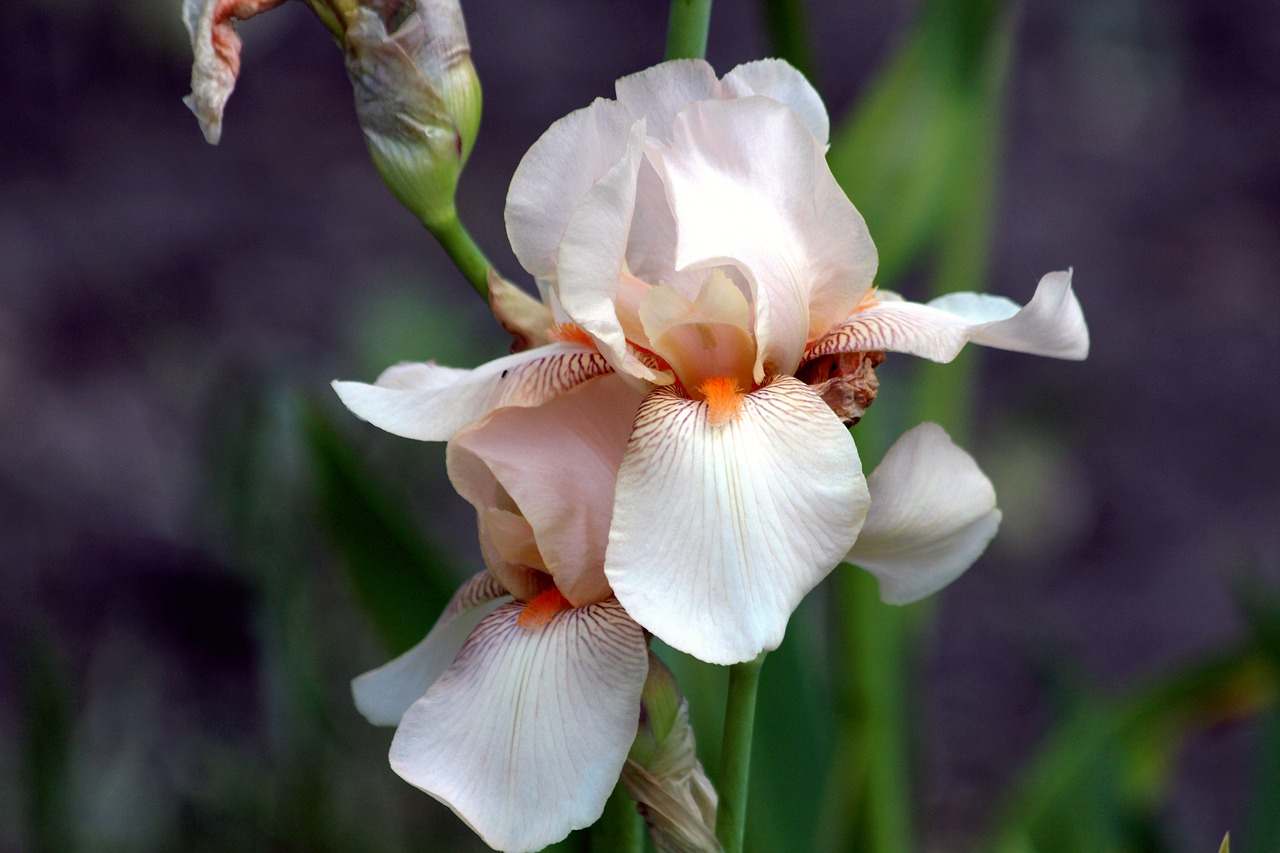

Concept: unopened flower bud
[[344, 0, 482, 229], [623, 654, 721, 853]]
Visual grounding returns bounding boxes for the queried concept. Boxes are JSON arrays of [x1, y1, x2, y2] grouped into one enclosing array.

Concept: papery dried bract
[[182, 0, 285, 144], [345, 0, 481, 227]]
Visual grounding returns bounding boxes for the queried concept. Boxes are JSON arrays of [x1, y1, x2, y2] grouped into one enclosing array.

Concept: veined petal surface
[[848, 423, 1001, 605], [390, 598, 649, 853], [451, 376, 644, 606], [807, 270, 1089, 364], [352, 572, 509, 726], [648, 97, 876, 378], [332, 343, 611, 442], [615, 60, 721, 141], [607, 376, 868, 664]]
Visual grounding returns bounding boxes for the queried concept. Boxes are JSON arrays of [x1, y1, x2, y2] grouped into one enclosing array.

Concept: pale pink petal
[[390, 598, 649, 853], [448, 439, 549, 601], [614, 59, 721, 141], [721, 59, 829, 145], [352, 572, 509, 726], [452, 375, 644, 606], [332, 343, 612, 442], [647, 97, 876, 379], [806, 270, 1089, 364], [556, 119, 673, 384], [606, 376, 868, 664], [638, 271, 757, 392], [505, 99, 636, 279], [847, 423, 1002, 604]]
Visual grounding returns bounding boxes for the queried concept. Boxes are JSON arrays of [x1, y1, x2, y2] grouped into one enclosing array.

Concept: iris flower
[[353, 377, 651, 853], [336, 59, 1088, 665], [353, 375, 1002, 851]]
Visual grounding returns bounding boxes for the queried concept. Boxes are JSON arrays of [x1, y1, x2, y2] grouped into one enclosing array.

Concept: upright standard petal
[[332, 342, 611, 442], [390, 598, 649, 853], [721, 59, 829, 146], [607, 376, 868, 664], [614, 60, 721, 141], [505, 99, 636, 279], [352, 572, 509, 726], [806, 270, 1089, 364], [847, 423, 1002, 605], [648, 97, 876, 378], [450, 375, 645, 606], [556, 119, 674, 384]]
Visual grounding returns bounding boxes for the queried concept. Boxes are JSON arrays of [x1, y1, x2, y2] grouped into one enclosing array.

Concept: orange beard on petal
[[698, 375, 745, 427], [548, 322, 597, 349], [516, 587, 573, 631]]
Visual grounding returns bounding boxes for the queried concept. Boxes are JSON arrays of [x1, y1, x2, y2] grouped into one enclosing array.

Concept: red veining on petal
[[698, 376, 745, 427], [548, 323, 597, 350], [516, 587, 572, 631]]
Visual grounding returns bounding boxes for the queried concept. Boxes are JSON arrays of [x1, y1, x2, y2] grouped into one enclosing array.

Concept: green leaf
[[988, 646, 1277, 852], [303, 399, 457, 654]]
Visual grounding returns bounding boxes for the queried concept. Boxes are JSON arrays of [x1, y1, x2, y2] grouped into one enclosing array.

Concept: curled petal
[[352, 572, 509, 726], [806, 270, 1089, 364], [506, 99, 636, 280], [648, 97, 876, 379], [489, 271, 554, 352], [451, 376, 645, 606], [557, 119, 673, 384], [182, 0, 285, 144], [607, 376, 868, 664], [390, 598, 649, 853], [848, 423, 1001, 604], [332, 343, 612, 442]]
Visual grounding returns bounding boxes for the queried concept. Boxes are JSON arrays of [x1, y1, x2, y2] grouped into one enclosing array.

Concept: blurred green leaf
[[18, 639, 71, 853], [1219, 832, 1230, 853], [988, 646, 1277, 853], [757, 0, 816, 84], [303, 400, 457, 655], [828, 0, 1011, 291]]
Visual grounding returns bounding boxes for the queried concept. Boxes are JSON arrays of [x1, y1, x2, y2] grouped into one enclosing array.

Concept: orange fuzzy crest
[[548, 323, 596, 349], [698, 376, 745, 427], [517, 587, 572, 631]]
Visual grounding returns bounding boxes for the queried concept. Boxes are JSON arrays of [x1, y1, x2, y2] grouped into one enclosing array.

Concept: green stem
[[592, 780, 644, 853], [715, 652, 766, 853], [665, 0, 713, 61], [429, 213, 491, 301], [758, 0, 815, 82]]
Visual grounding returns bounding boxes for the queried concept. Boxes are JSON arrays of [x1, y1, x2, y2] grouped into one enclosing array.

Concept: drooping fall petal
[[606, 376, 868, 665], [332, 342, 611, 442], [351, 572, 509, 726], [847, 423, 1001, 605], [450, 375, 645, 606], [647, 97, 876, 379], [806, 270, 1089, 364], [389, 598, 649, 853]]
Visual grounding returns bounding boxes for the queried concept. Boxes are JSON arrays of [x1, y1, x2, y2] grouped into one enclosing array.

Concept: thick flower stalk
[[335, 59, 1089, 666]]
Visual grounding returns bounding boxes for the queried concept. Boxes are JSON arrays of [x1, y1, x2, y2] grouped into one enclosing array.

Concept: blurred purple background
[[2, 0, 1278, 849]]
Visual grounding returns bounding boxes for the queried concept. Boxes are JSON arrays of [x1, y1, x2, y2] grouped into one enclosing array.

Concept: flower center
[[548, 322, 596, 349], [697, 375, 745, 426], [516, 587, 573, 631]]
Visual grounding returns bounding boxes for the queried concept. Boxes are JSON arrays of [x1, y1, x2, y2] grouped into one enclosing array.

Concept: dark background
[[2, 0, 1278, 849]]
